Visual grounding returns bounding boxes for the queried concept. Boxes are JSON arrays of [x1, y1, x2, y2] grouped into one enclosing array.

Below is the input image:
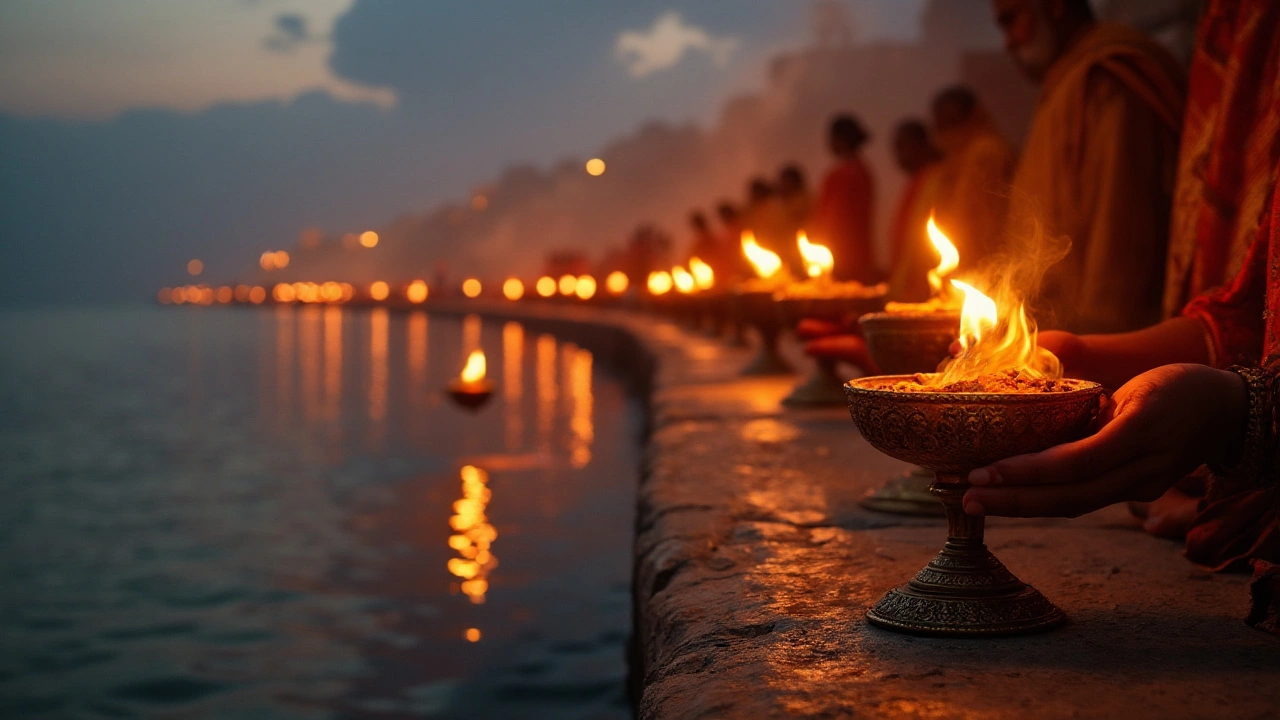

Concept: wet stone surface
[[445, 302, 1280, 720]]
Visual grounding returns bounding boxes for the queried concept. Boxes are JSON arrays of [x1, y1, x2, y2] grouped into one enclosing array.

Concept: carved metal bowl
[[844, 376, 1104, 474], [858, 311, 960, 375], [774, 292, 887, 406], [843, 375, 1105, 637]]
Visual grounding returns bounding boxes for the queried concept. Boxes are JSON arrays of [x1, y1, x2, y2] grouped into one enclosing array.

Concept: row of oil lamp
[[157, 272, 636, 307]]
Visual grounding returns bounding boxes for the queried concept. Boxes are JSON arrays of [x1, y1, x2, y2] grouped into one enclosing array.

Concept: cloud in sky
[[263, 13, 312, 53], [0, 0, 392, 118], [614, 11, 740, 78]]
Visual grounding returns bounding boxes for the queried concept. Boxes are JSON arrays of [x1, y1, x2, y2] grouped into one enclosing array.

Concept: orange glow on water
[[406, 279, 429, 304], [448, 464, 497, 604], [605, 271, 629, 295], [462, 278, 482, 298], [575, 275, 596, 300], [369, 281, 390, 301], [503, 278, 524, 301]]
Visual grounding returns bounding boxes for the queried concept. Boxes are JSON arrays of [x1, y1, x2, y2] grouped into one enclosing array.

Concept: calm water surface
[[0, 305, 639, 719]]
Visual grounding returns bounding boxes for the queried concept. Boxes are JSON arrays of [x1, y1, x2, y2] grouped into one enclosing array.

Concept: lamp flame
[[935, 278, 1062, 385], [647, 270, 673, 295], [460, 349, 486, 384], [689, 257, 715, 290], [796, 232, 834, 279], [926, 214, 960, 296], [741, 232, 783, 279]]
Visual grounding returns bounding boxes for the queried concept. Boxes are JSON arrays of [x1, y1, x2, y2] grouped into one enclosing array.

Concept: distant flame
[[796, 232, 834, 279], [741, 232, 782, 279], [460, 349, 486, 384], [935, 278, 1061, 385], [926, 214, 960, 297], [672, 266, 695, 294], [605, 271, 629, 295], [689, 257, 714, 290], [648, 270, 673, 295]]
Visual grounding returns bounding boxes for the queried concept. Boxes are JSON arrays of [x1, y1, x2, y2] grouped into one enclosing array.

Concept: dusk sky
[[0, 1, 927, 303]]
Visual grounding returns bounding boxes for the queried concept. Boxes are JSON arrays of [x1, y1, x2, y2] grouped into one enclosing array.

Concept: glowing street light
[[585, 158, 606, 176]]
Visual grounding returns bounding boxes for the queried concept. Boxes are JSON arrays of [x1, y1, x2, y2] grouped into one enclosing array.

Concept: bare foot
[[1135, 486, 1200, 539]]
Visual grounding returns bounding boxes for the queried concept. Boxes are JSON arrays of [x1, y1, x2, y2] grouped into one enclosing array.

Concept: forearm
[[1070, 317, 1211, 389]]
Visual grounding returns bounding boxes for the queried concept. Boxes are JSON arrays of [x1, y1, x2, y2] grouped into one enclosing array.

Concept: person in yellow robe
[[995, 0, 1186, 333], [930, 86, 1017, 271]]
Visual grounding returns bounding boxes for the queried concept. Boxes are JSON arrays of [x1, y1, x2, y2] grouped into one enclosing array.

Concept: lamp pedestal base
[[866, 475, 1065, 637]]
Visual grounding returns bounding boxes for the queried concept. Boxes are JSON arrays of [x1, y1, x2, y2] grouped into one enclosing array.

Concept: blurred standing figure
[[777, 164, 814, 273], [930, 86, 1016, 268], [743, 177, 792, 269], [686, 210, 724, 277], [996, 0, 1185, 333], [812, 114, 876, 283], [887, 120, 945, 302], [716, 201, 749, 283]]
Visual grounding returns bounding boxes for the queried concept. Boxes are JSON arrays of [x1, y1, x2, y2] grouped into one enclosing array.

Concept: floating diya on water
[[775, 232, 888, 406], [447, 349, 495, 410], [845, 278, 1103, 637], [733, 232, 794, 376], [858, 216, 964, 515]]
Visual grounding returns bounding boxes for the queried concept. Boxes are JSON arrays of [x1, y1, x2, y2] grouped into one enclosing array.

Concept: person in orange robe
[[811, 114, 876, 284], [887, 119, 945, 303], [930, 86, 1015, 270], [995, 0, 1186, 333], [963, 0, 1280, 635]]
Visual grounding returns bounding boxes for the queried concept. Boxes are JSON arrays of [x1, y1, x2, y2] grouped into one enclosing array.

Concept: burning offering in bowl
[[448, 349, 495, 410], [845, 277, 1103, 636], [857, 216, 964, 514]]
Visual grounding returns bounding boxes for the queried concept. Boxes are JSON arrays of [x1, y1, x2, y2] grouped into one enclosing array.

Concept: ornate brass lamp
[[776, 292, 886, 405], [844, 375, 1102, 636], [856, 310, 959, 515]]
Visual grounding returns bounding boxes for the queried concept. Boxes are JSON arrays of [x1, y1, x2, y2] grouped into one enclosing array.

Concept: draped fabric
[[1164, 0, 1280, 317], [812, 155, 876, 283], [1175, 1, 1280, 632], [1014, 22, 1185, 334], [931, 124, 1014, 271]]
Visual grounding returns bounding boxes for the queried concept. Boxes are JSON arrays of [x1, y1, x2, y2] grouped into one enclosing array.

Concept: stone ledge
[[432, 301, 1280, 720]]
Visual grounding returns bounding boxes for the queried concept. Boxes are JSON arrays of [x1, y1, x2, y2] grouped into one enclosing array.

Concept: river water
[[0, 305, 639, 719]]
